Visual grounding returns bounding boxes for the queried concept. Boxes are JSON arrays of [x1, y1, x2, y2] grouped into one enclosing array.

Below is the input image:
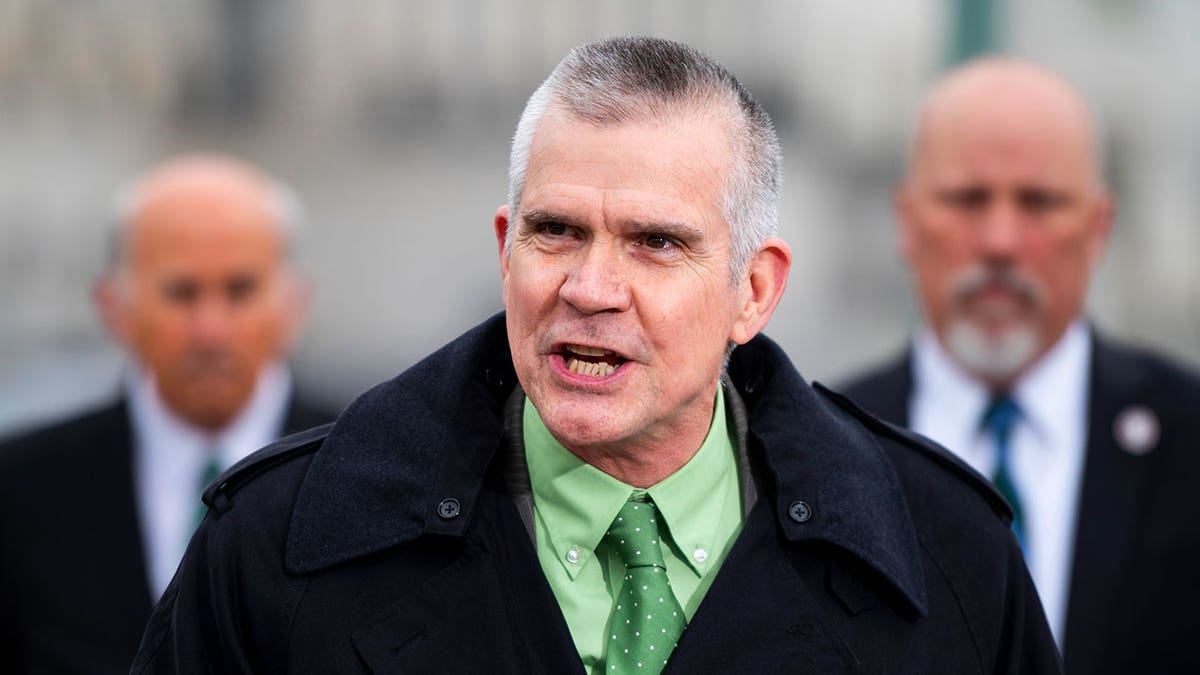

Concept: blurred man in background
[[0, 154, 334, 674], [840, 58, 1200, 674]]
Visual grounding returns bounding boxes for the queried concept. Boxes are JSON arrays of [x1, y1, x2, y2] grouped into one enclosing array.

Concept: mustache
[[951, 265, 1042, 307]]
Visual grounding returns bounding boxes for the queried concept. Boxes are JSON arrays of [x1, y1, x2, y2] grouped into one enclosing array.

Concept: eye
[[537, 221, 571, 237], [161, 279, 199, 304], [1016, 188, 1069, 214], [639, 233, 678, 251], [226, 275, 260, 303], [936, 187, 990, 210]]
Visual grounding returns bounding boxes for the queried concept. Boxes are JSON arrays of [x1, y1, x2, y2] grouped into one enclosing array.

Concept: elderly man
[[841, 59, 1200, 674], [133, 39, 1058, 674], [0, 155, 332, 674]]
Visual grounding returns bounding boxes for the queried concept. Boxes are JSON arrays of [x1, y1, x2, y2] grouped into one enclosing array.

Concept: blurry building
[[2, 0, 1198, 433]]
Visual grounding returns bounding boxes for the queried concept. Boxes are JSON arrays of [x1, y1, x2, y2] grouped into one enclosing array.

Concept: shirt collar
[[646, 387, 736, 577], [912, 326, 990, 447], [127, 360, 293, 469], [523, 387, 737, 580], [1012, 320, 1091, 451], [913, 321, 1091, 451]]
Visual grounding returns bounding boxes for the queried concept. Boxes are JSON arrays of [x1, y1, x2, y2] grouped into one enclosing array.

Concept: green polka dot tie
[[603, 498, 687, 674]]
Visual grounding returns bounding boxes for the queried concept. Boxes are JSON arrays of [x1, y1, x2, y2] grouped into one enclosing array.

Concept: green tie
[[982, 396, 1026, 552], [603, 498, 687, 674], [192, 452, 223, 532]]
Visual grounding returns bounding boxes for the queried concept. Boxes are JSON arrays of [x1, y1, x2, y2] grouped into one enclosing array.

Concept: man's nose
[[191, 294, 235, 344], [978, 200, 1022, 260], [558, 244, 632, 314]]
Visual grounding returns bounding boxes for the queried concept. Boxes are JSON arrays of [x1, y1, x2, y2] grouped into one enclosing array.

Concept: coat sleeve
[[990, 535, 1063, 675], [130, 517, 259, 675]]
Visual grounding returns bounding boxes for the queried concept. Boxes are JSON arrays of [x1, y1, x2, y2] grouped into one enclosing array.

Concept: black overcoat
[[133, 314, 1060, 673]]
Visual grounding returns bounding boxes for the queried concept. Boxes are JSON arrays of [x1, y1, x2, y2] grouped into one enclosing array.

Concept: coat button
[[788, 500, 812, 523], [484, 368, 505, 390], [437, 498, 461, 519]]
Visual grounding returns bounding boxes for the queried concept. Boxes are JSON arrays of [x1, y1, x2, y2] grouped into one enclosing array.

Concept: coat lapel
[[1061, 337, 1158, 672], [351, 488, 583, 674], [666, 500, 859, 674]]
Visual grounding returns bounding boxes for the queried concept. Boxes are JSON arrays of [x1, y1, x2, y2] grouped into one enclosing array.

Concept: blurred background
[[2, 0, 1198, 434]]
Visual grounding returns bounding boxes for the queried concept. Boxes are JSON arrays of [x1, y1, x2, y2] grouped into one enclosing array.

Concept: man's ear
[[281, 272, 313, 351], [1086, 189, 1114, 269], [92, 274, 131, 344], [729, 237, 792, 345], [494, 204, 511, 277]]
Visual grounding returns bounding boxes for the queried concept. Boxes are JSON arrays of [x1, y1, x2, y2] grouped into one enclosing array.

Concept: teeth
[[566, 344, 613, 357], [566, 358, 616, 377]]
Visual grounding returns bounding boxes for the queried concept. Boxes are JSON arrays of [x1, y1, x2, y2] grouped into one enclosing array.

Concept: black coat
[[133, 315, 1060, 674], [838, 333, 1200, 675], [0, 391, 332, 675]]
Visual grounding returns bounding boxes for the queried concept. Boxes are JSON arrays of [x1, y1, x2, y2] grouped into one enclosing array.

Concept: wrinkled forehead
[[524, 106, 736, 210]]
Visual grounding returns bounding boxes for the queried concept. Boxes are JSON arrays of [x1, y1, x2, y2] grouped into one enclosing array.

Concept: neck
[[570, 440, 706, 488]]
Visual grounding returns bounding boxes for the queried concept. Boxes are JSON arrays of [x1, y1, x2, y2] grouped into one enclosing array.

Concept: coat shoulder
[[200, 422, 332, 515], [814, 381, 1013, 523], [0, 402, 127, 478], [1102, 338, 1200, 397]]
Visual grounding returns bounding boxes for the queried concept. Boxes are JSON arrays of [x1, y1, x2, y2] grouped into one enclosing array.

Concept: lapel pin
[[1113, 405, 1160, 456]]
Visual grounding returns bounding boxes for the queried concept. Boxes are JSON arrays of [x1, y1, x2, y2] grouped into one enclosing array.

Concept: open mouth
[[560, 343, 628, 378]]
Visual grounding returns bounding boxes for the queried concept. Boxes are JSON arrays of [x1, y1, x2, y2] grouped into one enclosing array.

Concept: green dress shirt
[[524, 389, 744, 674]]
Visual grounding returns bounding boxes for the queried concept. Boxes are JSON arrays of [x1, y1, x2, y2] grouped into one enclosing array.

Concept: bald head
[[96, 154, 308, 430], [110, 154, 300, 269], [908, 58, 1102, 190], [896, 59, 1112, 389]]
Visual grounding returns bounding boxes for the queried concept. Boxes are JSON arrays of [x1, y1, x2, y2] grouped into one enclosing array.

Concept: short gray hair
[[506, 37, 781, 281]]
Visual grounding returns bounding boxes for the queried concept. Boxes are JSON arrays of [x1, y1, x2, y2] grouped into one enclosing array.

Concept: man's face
[[897, 93, 1111, 385], [498, 108, 753, 457], [105, 180, 299, 430]]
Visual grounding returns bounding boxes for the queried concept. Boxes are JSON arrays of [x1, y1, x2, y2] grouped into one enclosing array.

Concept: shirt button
[[692, 547, 708, 563], [566, 546, 581, 564]]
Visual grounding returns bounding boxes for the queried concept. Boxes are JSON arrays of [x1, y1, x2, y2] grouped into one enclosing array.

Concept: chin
[[534, 397, 632, 450], [945, 319, 1039, 384]]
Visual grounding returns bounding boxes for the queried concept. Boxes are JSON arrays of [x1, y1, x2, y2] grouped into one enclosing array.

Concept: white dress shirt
[[910, 320, 1090, 647], [128, 362, 292, 601]]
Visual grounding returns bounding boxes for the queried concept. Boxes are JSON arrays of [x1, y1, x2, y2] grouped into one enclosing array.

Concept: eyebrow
[[519, 209, 588, 230], [520, 208, 705, 243]]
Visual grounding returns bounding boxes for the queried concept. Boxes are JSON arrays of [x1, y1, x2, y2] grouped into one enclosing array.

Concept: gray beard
[[945, 319, 1038, 384]]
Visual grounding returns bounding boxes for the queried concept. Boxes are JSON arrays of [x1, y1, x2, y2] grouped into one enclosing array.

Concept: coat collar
[[727, 334, 927, 616], [285, 313, 925, 615]]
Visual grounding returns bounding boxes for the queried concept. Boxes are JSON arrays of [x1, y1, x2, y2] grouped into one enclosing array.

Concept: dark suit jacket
[[0, 392, 333, 675], [839, 332, 1200, 675], [133, 314, 1059, 674]]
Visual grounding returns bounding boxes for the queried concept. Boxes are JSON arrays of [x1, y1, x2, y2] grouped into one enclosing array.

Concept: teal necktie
[[982, 396, 1026, 552], [192, 452, 223, 532], [603, 498, 687, 674]]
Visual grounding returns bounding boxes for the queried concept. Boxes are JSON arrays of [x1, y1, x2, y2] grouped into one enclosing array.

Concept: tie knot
[[982, 396, 1020, 439], [604, 498, 666, 569]]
